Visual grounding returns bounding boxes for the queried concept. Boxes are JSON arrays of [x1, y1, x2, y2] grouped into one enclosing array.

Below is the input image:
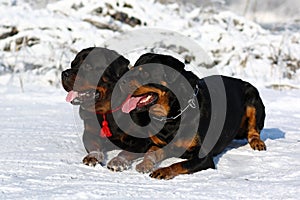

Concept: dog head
[[120, 53, 193, 118], [62, 47, 130, 113]]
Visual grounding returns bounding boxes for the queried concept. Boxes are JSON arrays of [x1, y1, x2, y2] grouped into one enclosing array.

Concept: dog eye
[[101, 76, 109, 83]]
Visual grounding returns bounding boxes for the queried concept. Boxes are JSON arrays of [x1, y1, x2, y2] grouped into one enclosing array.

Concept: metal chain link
[[152, 84, 199, 122]]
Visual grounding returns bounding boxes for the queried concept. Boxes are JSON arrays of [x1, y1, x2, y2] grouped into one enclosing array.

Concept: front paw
[[150, 167, 175, 180], [136, 160, 155, 174], [250, 138, 266, 151], [107, 156, 131, 172], [83, 151, 104, 167]]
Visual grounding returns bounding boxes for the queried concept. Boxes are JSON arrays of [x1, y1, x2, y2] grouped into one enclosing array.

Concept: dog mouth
[[65, 90, 100, 105], [122, 92, 158, 113]]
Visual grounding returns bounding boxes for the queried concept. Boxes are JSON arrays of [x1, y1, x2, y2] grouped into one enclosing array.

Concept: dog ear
[[134, 53, 157, 67], [162, 55, 185, 84], [111, 56, 130, 79], [164, 55, 185, 72], [71, 47, 95, 68]]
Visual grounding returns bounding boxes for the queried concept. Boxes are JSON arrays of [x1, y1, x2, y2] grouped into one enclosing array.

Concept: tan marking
[[136, 146, 166, 173], [245, 106, 266, 150], [142, 146, 166, 164], [160, 81, 167, 86], [96, 86, 107, 96], [119, 134, 128, 143], [149, 104, 168, 117], [168, 162, 189, 175], [101, 76, 109, 82], [128, 80, 142, 93], [246, 106, 259, 142], [173, 135, 199, 150], [150, 135, 167, 146], [94, 101, 111, 113], [151, 162, 189, 180], [91, 86, 111, 113]]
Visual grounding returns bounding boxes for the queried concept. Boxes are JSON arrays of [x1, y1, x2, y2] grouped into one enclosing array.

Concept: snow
[[1, 0, 300, 87], [0, 0, 300, 199], [0, 83, 299, 199]]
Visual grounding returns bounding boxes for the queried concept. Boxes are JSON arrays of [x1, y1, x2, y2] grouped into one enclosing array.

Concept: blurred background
[[24, 0, 300, 25], [1, 0, 299, 89]]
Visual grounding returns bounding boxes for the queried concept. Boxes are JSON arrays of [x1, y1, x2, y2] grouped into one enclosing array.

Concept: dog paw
[[250, 138, 266, 151], [82, 151, 104, 167], [150, 167, 175, 180], [107, 156, 131, 172], [136, 160, 155, 174]]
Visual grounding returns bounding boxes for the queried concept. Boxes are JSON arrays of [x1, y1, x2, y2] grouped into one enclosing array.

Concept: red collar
[[96, 95, 131, 138]]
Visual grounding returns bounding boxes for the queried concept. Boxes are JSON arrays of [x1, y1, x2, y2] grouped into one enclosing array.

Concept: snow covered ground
[[0, 0, 300, 199], [0, 78, 299, 199]]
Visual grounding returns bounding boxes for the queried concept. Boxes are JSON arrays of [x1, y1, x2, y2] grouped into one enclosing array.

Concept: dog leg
[[150, 156, 215, 180], [107, 151, 141, 172], [136, 146, 166, 173], [246, 106, 266, 150], [82, 120, 105, 166]]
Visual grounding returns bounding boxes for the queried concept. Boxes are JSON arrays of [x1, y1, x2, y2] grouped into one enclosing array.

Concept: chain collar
[[152, 84, 199, 122]]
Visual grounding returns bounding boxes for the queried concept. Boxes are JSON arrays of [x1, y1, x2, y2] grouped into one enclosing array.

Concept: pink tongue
[[66, 91, 79, 102], [122, 96, 143, 113]]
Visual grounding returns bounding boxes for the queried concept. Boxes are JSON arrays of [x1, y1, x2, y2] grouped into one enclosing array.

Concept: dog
[[117, 53, 266, 179], [62, 47, 150, 168]]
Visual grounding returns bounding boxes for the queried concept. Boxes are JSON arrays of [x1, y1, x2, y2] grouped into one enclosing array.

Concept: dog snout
[[62, 70, 74, 80], [62, 69, 77, 81], [62, 70, 70, 78]]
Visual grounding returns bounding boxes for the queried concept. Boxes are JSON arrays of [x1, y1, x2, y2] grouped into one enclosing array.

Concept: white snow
[[0, 82, 299, 199], [0, 0, 300, 199]]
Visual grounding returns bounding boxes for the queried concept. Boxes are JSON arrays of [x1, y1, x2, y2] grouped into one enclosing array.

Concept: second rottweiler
[[118, 53, 266, 179], [62, 47, 151, 169]]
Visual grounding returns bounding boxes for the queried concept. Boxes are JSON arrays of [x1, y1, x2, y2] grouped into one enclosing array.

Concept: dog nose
[[62, 71, 70, 78]]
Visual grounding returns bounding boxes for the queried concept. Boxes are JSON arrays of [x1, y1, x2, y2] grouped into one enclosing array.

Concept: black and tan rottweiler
[[117, 53, 266, 179], [61, 47, 153, 169]]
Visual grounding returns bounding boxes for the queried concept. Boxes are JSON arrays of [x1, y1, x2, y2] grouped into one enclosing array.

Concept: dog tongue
[[122, 96, 143, 113], [66, 91, 78, 102]]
